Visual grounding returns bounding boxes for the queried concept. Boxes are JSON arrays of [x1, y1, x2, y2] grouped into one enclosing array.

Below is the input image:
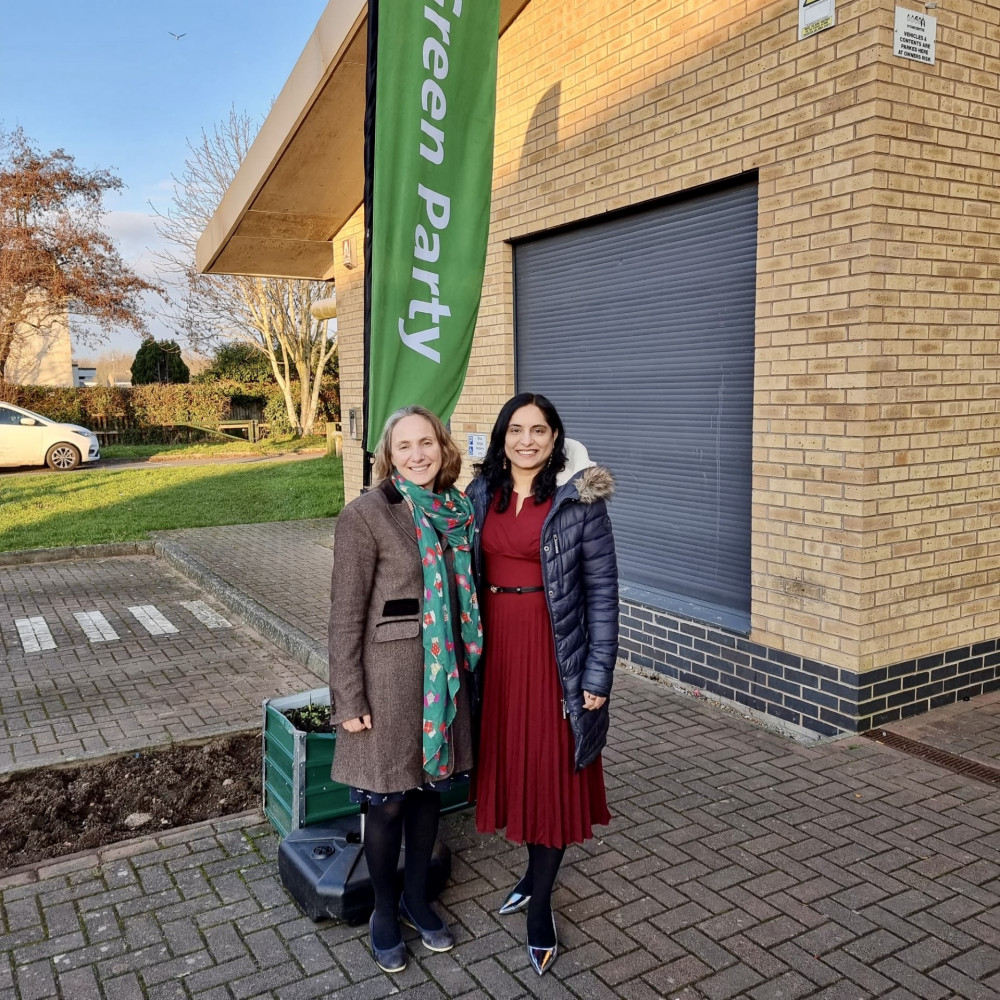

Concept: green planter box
[[262, 688, 356, 839], [262, 687, 472, 840]]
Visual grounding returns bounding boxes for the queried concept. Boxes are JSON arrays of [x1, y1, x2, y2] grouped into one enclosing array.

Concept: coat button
[[548, 590, 554, 596], [544, 545, 549, 552]]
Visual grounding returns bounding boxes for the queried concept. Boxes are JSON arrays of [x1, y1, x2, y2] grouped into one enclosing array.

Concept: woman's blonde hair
[[371, 405, 464, 491]]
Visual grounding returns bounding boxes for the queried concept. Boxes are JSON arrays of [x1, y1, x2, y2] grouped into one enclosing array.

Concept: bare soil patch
[[0, 732, 261, 871]]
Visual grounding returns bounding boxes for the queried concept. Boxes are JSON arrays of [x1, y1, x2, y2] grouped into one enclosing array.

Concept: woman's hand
[[342, 715, 372, 732], [582, 691, 606, 711]]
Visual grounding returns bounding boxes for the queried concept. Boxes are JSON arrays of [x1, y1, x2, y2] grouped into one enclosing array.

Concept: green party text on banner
[[364, 0, 500, 451]]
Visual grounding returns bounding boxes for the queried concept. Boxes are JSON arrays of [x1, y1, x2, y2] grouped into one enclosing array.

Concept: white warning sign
[[894, 6, 936, 65], [799, 0, 835, 40]]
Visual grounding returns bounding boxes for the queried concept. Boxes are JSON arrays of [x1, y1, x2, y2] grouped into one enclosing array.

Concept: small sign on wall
[[467, 433, 487, 459], [799, 0, 835, 40], [894, 6, 936, 64]]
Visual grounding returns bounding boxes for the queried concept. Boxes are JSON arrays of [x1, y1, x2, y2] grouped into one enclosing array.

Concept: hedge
[[0, 379, 340, 432]]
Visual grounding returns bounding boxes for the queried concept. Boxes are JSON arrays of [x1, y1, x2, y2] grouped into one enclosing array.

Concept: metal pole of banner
[[360, 0, 379, 491]]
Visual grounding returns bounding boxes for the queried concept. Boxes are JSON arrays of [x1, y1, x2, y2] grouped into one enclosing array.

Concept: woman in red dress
[[467, 393, 619, 977]]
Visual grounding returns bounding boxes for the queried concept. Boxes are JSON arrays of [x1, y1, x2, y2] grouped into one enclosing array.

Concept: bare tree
[[154, 109, 335, 435], [90, 348, 133, 386], [182, 348, 211, 379], [0, 128, 160, 382]]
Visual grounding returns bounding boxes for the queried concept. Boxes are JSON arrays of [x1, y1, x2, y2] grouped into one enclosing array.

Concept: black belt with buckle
[[488, 584, 544, 594]]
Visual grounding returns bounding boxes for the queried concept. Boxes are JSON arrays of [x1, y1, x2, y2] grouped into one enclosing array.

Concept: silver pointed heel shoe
[[498, 883, 531, 915], [527, 914, 558, 977]]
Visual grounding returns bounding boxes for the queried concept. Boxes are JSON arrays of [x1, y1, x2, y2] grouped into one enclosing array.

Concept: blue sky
[[1, 0, 330, 357]]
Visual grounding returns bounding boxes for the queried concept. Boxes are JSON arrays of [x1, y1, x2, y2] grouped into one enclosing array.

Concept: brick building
[[198, 0, 1000, 737]]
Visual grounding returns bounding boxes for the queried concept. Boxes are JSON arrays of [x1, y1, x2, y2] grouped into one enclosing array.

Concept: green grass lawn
[[102, 434, 328, 463], [0, 455, 344, 552]]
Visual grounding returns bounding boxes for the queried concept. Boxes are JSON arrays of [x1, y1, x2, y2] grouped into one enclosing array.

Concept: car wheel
[[45, 443, 81, 471]]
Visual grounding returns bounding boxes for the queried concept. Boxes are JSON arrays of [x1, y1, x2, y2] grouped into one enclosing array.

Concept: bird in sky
[[168, 32, 187, 40]]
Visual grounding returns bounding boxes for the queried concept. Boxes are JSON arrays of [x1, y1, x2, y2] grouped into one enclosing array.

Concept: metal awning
[[197, 0, 530, 280]]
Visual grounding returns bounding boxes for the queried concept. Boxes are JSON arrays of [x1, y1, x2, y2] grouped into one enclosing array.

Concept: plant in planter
[[283, 703, 333, 734]]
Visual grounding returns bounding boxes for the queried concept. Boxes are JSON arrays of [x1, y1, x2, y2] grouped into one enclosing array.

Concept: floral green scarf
[[392, 472, 482, 778]]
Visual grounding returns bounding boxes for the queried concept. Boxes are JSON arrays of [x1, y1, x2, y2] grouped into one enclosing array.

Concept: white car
[[0, 402, 101, 471]]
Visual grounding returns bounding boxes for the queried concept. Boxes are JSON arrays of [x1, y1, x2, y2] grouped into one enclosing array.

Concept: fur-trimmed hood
[[557, 438, 614, 503]]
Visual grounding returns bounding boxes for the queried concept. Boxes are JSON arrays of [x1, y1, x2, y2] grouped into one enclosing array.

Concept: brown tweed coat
[[327, 478, 474, 794]]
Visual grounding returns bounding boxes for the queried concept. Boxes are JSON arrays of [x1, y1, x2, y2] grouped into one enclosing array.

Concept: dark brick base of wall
[[618, 599, 1000, 737]]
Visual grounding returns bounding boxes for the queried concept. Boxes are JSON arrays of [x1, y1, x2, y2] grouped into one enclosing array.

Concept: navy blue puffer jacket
[[466, 443, 619, 771]]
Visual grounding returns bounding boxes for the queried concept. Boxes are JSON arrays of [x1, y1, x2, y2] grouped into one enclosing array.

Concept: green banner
[[365, 0, 500, 450]]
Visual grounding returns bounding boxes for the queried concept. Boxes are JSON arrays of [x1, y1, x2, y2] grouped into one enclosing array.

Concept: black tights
[[364, 791, 442, 947], [515, 843, 565, 946]]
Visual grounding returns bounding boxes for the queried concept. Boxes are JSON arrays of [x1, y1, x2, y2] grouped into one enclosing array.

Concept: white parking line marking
[[128, 605, 179, 636], [74, 611, 120, 642], [15, 617, 57, 652], [179, 600, 233, 629]]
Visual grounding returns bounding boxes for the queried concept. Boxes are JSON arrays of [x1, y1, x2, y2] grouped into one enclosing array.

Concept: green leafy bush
[[195, 343, 276, 383], [82, 386, 131, 420], [0, 385, 85, 423], [129, 383, 232, 427], [264, 390, 293, 435], [0, 378, 339, 434]]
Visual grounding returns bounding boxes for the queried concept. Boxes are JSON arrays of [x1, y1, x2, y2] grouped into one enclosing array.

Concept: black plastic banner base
[[277, 814, 452, 924]]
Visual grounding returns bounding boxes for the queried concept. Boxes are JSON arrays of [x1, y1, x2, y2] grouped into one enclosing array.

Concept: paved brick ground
[[156, 522, 336, 647], [2, 671, 1000, 999], [3, 524, 1000, 998], [0, 556, 318, 771]]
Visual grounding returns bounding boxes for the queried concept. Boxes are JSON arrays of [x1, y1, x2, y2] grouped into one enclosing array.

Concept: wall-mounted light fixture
[[342, 238, 355, 269], [310, 295, 337, 320]]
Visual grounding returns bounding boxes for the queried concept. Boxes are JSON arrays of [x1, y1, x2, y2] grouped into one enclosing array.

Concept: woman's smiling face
[[391, 414, 442, 489], [504, 404, 557, 477]]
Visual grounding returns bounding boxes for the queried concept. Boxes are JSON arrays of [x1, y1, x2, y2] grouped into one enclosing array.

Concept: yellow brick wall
[[864, 1, 1000, 664], [336, 0, 1000, 674], [333, 210, 367, 500]]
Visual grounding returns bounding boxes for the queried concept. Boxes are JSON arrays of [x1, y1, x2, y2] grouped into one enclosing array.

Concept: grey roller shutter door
[[514, 177, 757, 627]]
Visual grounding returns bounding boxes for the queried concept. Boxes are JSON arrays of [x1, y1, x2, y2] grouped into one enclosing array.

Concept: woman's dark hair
[[479, 393, 567, 512]]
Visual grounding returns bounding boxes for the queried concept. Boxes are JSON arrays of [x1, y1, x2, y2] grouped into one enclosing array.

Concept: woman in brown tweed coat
[[328, 405, 480, 973]]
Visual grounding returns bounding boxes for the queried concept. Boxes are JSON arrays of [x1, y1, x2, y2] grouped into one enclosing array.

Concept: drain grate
[[861, 729, 1000, 788]]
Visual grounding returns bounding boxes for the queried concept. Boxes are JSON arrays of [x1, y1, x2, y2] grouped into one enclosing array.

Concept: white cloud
[[101, 210, 173, 283]]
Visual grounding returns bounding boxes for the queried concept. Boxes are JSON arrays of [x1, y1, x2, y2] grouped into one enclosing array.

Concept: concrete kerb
[[153, 538, 328, 679], [0, 541, 156, 567], [0, 809, 264, 889]]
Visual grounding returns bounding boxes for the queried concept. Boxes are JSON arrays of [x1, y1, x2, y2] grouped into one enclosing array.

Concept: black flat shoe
[[498, 887, 531, 915], [399, 894, 455, 952], [369, 914, 407, 973], [527, 914, 558, 977]]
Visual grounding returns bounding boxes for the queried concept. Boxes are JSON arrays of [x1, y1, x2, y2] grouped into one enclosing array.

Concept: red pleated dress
[[474, 492, 610, 848]]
